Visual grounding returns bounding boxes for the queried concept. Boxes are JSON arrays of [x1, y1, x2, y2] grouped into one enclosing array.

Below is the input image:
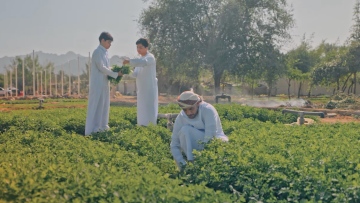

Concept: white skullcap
[[177, 91, 202, 108]]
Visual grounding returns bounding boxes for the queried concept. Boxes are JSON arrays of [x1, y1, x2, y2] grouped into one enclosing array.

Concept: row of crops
[[0, 103, 359, 202]]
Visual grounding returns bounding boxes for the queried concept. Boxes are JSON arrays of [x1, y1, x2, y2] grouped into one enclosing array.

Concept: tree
[[350, 0, 360, 41], [311, 41, 349, 92], [346, 41, 360, 95], [347, 0, 360, 95], [261, 44, 286, 97], [139, 0, 293, 94], [284, 38, 314, 99], [311, 46, 348, 93]]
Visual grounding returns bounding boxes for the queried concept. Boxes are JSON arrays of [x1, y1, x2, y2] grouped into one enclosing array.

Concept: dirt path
[[319, 115, 360, 123], [2, 95, 360, 123]]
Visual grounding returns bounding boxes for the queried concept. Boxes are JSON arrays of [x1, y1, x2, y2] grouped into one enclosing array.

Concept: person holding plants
[[170, 91, 229, 170], [123, 38, 158, 126], [85, 32, 124, 135]]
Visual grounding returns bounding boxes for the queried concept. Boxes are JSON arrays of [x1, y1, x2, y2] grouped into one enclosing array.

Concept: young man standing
[[85, 32, 123, 135], [123, 38, 158, 126], [170, 91, 229, 169]]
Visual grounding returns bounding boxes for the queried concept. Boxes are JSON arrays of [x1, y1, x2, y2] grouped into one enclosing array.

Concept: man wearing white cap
[[170, 91, 229, 170]]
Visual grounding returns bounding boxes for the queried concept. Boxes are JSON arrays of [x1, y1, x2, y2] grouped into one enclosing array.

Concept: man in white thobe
[[123, 38, 158, 126], [85, 32, 123, 135], [170, 91, 229, 170]]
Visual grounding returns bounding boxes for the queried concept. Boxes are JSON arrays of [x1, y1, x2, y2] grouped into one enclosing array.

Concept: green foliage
[[1, 104, 359, 202], [215, 104, 297, 124], [0, 130, 232, 202], [107, 65, 131, 85], [140, 0, 294, 93], [310, 43, 348, 90], [183, 121, 360, 202]]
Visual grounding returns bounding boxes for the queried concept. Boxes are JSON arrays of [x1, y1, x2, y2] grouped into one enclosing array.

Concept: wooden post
[[61, 64, 64, 96], [15, 63, 18, 97], [45, 69, 47, 95], [49, 68, 52, 96], [33, 50, 35, 96], [88, 52, 91, 94], [78, 56, 80, 95], [10, 68, 12, 97], [4, 72, 7, 98], [22, 58, 25, 97], [68, 61, 71, 96], [36, 73, 39, 96], [40, 70, 43, 95], [55, 71, 58, 96]]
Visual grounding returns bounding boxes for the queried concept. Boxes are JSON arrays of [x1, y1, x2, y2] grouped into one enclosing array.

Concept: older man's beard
[[187, 110, 199, 119]]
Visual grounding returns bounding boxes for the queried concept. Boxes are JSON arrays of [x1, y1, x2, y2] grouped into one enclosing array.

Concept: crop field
[[0, 100, 360, 202]]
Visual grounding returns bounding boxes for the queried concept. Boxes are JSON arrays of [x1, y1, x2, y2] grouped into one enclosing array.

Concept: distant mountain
[[0, 51, 126, 75]]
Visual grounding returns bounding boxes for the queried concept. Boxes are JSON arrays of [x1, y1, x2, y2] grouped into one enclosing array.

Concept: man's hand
[[123, 59, 130, 65], [118, 71, 123, 76]]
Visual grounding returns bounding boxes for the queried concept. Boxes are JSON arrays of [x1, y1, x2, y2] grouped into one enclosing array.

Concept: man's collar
[[98, 45, 107, 52]]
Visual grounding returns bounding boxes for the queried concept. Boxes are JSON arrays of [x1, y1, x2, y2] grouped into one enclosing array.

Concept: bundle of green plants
[[108, 65, 131, 85]]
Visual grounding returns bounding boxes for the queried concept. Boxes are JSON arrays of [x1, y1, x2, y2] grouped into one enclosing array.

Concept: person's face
[[182, 104, 199, 119], [101, 39, 112, 49], [137, 43, 148, 56]]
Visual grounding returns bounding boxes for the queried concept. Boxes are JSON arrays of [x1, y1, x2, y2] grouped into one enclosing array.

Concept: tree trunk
[[214, 73, 221, 95], [251, 82, 254, 99], [213, 66, 223, 95], [267, 83, 272, 98], [297, 81, 302, 98], [341, 73, 352, 92], [307, 88, 311, 98], [287, 79, 291, 100], [348, 81, 354, 95], [354, 72, 357, 95]]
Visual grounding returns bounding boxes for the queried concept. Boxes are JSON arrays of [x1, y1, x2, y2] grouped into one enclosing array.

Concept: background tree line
[[138, 0, 360, 97], [2, 0, 360, 98]]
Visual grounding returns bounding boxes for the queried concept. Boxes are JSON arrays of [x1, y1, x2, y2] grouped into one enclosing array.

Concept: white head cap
[[177, 91, 202, 108]]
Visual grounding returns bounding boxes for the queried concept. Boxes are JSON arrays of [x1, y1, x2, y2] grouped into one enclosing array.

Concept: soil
[[110, 96, 360, 124], [2, 95, 360, 124], [319, 115, 360, 123]]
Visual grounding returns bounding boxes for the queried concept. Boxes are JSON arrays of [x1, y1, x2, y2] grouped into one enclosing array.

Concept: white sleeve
[[93, 51, 118, 78], [130, 67, 143, 78], [129, 55, 155, 67], [170, 114, 186, 168], [203, 106, 218, 143]]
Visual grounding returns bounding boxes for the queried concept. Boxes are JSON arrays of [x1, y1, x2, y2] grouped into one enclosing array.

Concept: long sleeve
[[170, 115, 186, 168], [93, 50, 118, 79], [131, 67, 143, 78], [129, 55, 155, 67], [203, 107, 218, 143]]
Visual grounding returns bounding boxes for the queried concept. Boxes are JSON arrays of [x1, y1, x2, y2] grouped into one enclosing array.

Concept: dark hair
[[99, 32, 113, 42], [136, 38, 150, 48]]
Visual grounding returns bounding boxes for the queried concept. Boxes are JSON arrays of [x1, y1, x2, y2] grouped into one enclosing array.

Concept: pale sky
[[0, 0, 357, 58]]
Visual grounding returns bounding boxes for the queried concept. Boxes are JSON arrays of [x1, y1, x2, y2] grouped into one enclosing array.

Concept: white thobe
[[85, 45, 118, 135], [170, 102, 228, 168], [129, 52, 158, 126]]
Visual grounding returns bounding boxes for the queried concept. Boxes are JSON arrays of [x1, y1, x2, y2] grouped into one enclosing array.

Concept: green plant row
[[184, 120, 360, 202], [0, 104, 359, 202], [0, 129, 233, 202]]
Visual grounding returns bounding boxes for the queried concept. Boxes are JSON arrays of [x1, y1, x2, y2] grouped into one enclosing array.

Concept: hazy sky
[[0, 0, 357, 58]]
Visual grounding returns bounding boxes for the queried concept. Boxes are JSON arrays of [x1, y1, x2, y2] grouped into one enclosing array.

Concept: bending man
[[170, 91, 228, 169]]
